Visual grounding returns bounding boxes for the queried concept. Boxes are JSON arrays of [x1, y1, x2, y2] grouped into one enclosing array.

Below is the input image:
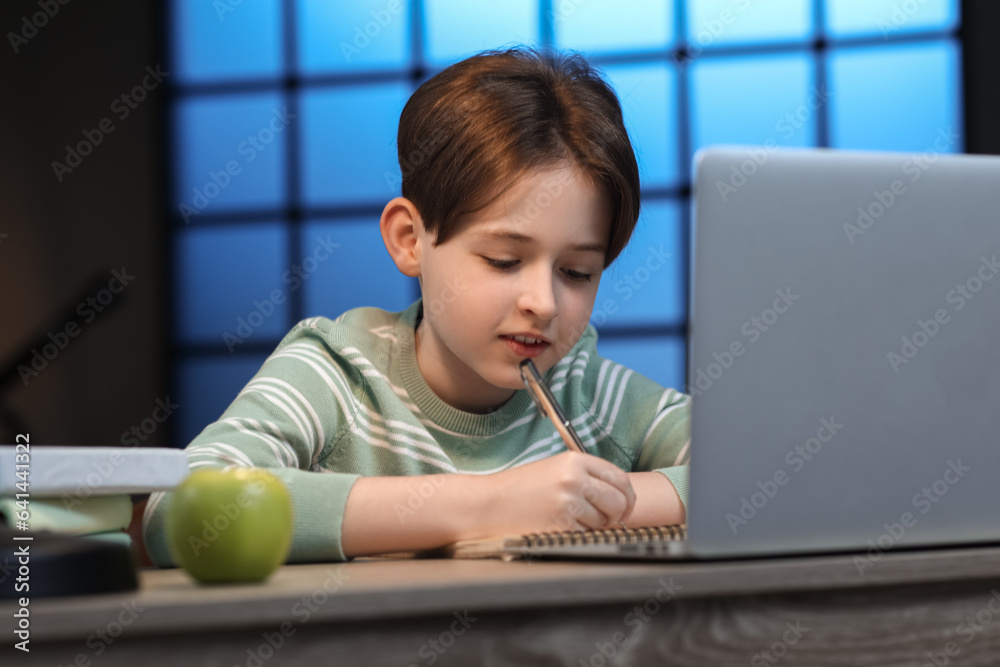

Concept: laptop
[[536, 146, 1000, 561]]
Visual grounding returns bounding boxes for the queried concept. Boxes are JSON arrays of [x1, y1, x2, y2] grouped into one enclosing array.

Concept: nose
[[516, 265, 558, 321]]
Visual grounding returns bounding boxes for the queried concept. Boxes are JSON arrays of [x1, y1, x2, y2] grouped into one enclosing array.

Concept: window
[[168, 0, 962, 445]]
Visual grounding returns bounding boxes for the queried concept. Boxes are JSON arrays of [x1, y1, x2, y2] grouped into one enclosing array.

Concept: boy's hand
[[472, 451, 636, 538]]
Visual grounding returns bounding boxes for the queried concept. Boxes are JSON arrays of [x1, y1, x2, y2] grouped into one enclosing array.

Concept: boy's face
[[413, 164, 611, 413]]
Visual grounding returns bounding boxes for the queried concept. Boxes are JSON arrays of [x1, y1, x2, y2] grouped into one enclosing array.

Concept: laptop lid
[[686, 147, 1000, 559]]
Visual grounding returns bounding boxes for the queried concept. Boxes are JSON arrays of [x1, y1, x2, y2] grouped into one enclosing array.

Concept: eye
[[483, 257, 519, 271], [564, 269, 593, 283]]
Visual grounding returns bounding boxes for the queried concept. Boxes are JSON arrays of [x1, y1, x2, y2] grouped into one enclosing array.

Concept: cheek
[[422, 258, 474, 313], [457, 273, 511, 306], [560, 286, 600, 326], [561, 281, 600, 311], [426, 276, 499, 327]]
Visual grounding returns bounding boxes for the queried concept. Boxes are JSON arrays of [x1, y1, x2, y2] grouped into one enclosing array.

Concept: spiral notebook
[[455, 524, 688, 562], [369, 524, 687, 562]]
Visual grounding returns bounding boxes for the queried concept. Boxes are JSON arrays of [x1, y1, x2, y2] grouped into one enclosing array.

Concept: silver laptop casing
[[685, 147, 1000, 559]]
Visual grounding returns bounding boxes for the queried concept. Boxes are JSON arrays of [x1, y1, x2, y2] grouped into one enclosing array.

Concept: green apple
[[166, 468, 294, 584]]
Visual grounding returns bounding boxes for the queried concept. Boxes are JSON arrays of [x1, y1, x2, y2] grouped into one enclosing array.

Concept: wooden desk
[[7, 545, 1000, 666]]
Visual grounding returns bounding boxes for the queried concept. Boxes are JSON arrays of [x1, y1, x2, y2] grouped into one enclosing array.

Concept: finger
[[556, 497, 609, 532], [560, 518, 592, 533], [620, 502, 634, 526], [585, 458, 636, 517], [579, 477, 629, 528]]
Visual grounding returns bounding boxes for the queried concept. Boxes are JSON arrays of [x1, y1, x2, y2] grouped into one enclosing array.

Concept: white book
[[0, 446, 189, 496], [0, 494, 133, 534]]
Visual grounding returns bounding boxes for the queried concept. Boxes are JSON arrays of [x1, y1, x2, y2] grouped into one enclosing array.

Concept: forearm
[[622, 471, 685, 527], [340, 468, 685, 558], [341, 474, 488, 558]]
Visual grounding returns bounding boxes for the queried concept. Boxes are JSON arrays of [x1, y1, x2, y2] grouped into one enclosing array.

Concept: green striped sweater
[[142, 299, 691, 564]]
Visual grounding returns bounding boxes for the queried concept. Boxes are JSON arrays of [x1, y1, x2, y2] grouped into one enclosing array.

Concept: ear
[[380, 197, 426, 279]]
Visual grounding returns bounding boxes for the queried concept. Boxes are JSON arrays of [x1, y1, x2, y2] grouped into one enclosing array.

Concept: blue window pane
[[176, 355, 268, 446], [553, 0, 675, 56], [171, 0, 282, 84], [424, 0, 540, 66], [301, 83, 409, 206], [297, 0, 410, 74], [596, 336, 687, 393], [175, 223, 291, 346], [686, 1, 812, 47], [174, 93, 288, 215], [302, 220, 415, 318], [602, 63, 679, 189], [828, 41, 961, 153], [689, 53, 817, 159], [595, 200, 684, 328], [825, 0, 958, 39]]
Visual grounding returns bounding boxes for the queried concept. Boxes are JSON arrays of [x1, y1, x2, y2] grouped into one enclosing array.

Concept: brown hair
[[396, 46, 640, 268]]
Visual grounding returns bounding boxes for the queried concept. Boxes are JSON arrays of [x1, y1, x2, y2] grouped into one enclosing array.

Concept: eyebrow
[[477, 230, 607, 255]]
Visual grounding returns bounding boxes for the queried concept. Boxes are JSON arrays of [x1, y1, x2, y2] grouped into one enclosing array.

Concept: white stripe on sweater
[[284, 345, 454, 464], [217, 418, 298, 467], [347, 422, 459, 472], [368, 325, 398, 343], [188, 454, 247, 468], [187, 442, 255, 468], [459, 438, 565, 475], [548, 352, 588, 384], [640, 393, 689, 449], [259, 377, 326, 452], [272, 343, 360, 422], [674, 439, 691, 465], [597, 362, 623, 425], [605, 368, 632, 433], [278, 343, 459, 466], [240, 378, 318, 459]]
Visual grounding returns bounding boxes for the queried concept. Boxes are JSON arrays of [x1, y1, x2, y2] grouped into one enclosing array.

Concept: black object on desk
[[0, 528, 138, 599]]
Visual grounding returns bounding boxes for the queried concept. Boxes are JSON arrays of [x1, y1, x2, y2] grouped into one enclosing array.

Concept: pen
[[519, 358, 585, 453], [519, 359, 629, 530]]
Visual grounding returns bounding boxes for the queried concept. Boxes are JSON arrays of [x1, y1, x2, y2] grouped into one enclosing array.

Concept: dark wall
[[0, 0, 168, 446]]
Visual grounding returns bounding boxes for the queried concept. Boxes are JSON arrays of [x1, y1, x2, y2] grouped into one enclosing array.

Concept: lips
[[500, 335, 550, 358], [509, 334, 546, 344]]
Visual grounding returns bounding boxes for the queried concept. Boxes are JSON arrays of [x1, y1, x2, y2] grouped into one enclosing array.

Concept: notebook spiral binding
[[521, 524, 687, 548]]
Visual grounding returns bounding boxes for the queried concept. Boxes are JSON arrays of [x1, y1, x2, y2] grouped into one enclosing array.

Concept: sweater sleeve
[[142, 327, 363, 566], [631, 388, 692, 512]]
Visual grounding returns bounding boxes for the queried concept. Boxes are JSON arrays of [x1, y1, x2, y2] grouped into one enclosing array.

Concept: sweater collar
[[396, 299, 535, 436]]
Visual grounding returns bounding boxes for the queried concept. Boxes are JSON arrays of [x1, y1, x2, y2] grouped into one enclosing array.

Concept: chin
[[492, 375, 525, 392], [483, 366, 526, 392]]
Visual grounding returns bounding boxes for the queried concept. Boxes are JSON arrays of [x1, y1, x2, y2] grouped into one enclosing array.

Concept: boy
[[143, 47, 690, 564]]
